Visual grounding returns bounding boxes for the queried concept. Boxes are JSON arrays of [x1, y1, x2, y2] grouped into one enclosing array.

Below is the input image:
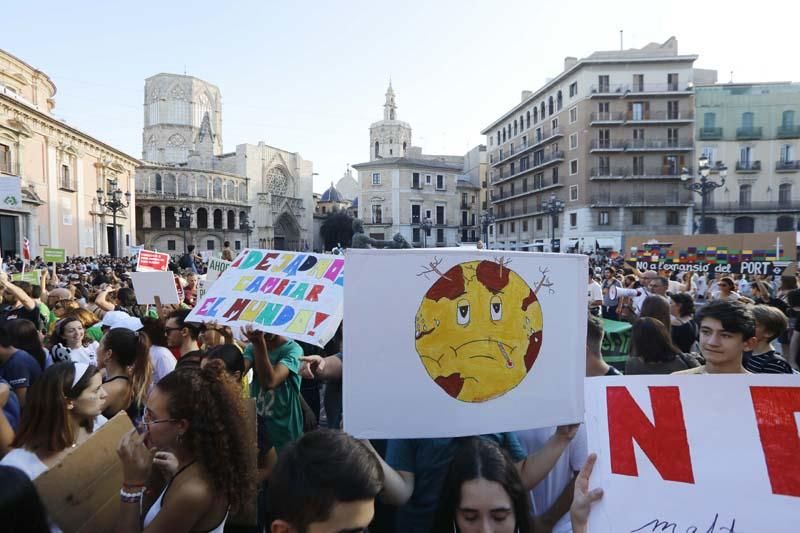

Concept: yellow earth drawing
[[414, 260, 543, 402]]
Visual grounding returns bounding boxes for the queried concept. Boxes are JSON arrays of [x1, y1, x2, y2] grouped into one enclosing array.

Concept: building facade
[[0, 48, 139, 259], [353, 85, 482, 247], [481, 37, 716, 252], [135, 73, 314, 254], [695, 82, 800, 234]]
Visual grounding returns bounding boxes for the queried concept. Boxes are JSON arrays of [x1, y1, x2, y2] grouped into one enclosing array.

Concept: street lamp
[[240, 214, 255, 247], [681, 155, 727, 234], [480, 211, 495, 249], [178, 207, 192, 254], [542, 193, 565, 252], [420, 217, 433, 248], [96, 179, 131, 258]]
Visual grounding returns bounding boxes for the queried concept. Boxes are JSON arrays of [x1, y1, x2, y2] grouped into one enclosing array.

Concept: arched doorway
[[273, 212, 300, 250]]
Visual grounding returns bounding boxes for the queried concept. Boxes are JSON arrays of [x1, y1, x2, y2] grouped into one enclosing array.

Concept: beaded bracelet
[[120, 488, 145, 504]]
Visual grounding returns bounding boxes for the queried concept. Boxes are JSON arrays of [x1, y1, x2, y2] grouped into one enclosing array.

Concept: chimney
[[521, 90, 533, 102], [564, 56, 578, 70]]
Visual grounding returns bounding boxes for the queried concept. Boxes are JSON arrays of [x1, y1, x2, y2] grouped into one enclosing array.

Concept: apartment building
[[481, 37, 716, 252], [354, 84, 482, 246], [695, 82, 800, 234]]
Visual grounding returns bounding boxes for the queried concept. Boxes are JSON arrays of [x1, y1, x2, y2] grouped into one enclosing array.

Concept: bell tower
[[369, 82, 412, 161]]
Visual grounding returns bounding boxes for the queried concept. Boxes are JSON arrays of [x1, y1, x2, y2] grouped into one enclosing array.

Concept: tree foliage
[[320, 210, 354, 250]]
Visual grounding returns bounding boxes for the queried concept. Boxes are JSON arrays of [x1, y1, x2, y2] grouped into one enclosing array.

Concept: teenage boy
[[745, 304, 795, 374], [673, 300, 757, 375], [269, 429, 383, 533]]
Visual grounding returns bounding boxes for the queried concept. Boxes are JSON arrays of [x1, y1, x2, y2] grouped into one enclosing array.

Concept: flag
[[22, 238, 30, 262]]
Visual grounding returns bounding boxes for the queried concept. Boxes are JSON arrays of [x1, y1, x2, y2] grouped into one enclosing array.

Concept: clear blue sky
[[4, 0, 799, 193]]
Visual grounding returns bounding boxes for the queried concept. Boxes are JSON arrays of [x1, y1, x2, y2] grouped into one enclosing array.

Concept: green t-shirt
[[243, 339, 303, 451], [37, 302, 50, 326], [86, 323, 104, 342]]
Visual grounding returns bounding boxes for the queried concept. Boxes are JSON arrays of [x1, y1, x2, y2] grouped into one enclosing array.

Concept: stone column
[[142, 206, 151, 229]]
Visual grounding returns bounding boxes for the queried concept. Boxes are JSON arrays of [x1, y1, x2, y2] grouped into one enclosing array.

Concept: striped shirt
[[743, 350, 796, 374]]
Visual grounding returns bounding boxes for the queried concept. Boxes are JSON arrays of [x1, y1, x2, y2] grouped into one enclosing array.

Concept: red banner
[[136, 249, 170, 272]]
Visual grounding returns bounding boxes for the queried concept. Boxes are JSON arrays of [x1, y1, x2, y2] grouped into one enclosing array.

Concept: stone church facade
[[134, 73, 314, 254]]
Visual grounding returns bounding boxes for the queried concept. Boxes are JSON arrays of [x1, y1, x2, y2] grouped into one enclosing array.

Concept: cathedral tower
[[369, 82, 412, 161]]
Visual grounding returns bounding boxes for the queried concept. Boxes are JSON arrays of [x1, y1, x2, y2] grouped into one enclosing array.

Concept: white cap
[[100, 310, 130, 329], [113, 316, 143, 332]]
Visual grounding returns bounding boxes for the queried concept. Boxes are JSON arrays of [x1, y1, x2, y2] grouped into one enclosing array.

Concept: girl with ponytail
[[115, 360, 255, 532], [97, 328, 153, 423]]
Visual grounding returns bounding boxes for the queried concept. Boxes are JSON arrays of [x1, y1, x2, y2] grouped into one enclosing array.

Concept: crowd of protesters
[[0, 244, 796, 533]]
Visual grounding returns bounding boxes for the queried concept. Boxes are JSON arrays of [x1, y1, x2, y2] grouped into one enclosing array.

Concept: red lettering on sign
[[750, 386, 800, 497], [607, 386, 695, 484]]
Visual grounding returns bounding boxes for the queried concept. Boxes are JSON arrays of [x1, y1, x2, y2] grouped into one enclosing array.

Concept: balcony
[[704, 201, 800, 213], [460, 201, 473, 209], [625, 110, 694, 123], [137, 190, 249, 205], [590, 139, 627, 152], [698, 127, 723, 140], [736, 127, 763, 140], [491, 127, 563, 168], [777, 160, 800, 172], [735, 160, 761, 173], [623, 83, 691, 95], [777, 125, 800, 138], [367, 217, 393, 226], [589, 166, 691, 180], [490, 150, 565, 184], [491, 181, 563, 203], [589, 194, 692, 207], [589, 112, 625, 124], [625, 138, 693, 151], [589, 84, 627, 96]]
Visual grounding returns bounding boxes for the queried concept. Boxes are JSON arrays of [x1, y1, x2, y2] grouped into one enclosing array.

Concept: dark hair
[[780, 275, 798, 292], [719, 276, 735, 289], [187, 245, 196, 253], [140, 317, 168, 347], [695, 300, 756, 340], [30, 285, 42, 300], [586, 314, 604, 354], [169, 309, 200, 340], [50, 316, 91, 348], [432, 438, 532, 533], [0, 466, 49, 533], [270, 429, 384, 529], [669, 292, 695, 318], [13, 362, 101, 452], [631, 317, 681, 363], [156, 361, 256, 513], [116, 287, 147, 318], [224, 241, 230, 247], [206, 344, 245, 376], [12, 281, 33, 298], [4, 319, 46, 369], [639, 295, 671, 331], [101, 328, 153, 408], [786, 288, 800, 308], [653, 276, 669, 288]]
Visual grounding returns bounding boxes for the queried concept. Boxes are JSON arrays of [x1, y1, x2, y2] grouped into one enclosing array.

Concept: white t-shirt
[[588, 281, 603, 307], [150, 345, 177, 384], [515, 426, 588, 533], [0, 447, 48, 479]]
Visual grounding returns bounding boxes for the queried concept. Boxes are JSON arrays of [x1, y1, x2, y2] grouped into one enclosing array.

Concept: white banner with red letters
[[585, 375, 800, 533]]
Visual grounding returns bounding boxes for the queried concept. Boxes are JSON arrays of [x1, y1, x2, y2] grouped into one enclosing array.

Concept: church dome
[[321, 182, 344, 203]]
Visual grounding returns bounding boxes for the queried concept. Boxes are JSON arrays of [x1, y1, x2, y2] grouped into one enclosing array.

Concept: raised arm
[[516, 424, 578, 490], [0, 272, 35, 310]]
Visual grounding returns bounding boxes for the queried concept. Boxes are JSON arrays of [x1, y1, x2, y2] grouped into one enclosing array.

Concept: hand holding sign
[[570, 453, 604, 532]]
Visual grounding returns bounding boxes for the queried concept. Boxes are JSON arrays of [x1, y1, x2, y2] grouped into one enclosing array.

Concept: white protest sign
[[129, 271, 180, 305], [186, 249, 343, 347], [585, 375, 800, 533], [344, 249, 587, 438], [205, 257, 231, 284]]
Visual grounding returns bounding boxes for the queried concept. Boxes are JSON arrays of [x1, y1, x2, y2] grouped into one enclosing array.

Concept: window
[[510, 162, 515, 176], [548, 96, 554, 115], [742, 112, 755, 129], [536, 218, 542, 230], [510, 222, 515, 233], [557, 91, 563, 111], [569, 133, 578, 150], [510, 182, 515, 195], [667, 73, 679, 91], [598, 75, 609, 92], [0, 143, 10, 173], [526, 111, 531, 129], [523, 220, 529, 232], [781, 144, 795, 162], [569, 213, 577, 227], [739, 184, 752, 207], [411, 204, 421, 223], [207, 240, 215, 250], [663, 155, 682, 176], [702, 147, 717, 166], [632, 156, 644, 176], [598, 129, 610, 148], [598, 156, 610, 176], [533, 107, 538, 124], [499, 223, 504, 235], [534, 173, 544, 189], [551, 118, 559, 131], [514, 120, 518, 136], [235, 240, 241, 249], [372, 173, 380, 185], [436, 175, 445, 190], [632, 210, 645, 225], [552, 166, 559, 184], [598, 102, 609, 115], [633, 74, 644, 92], [569, 185, 578, 201], [497, 131, 501, 144], [522, 135, 528, 148], [412, 172, 421, 188], [60, 164, 71, 189], [666, 210, 679, 225], [569, 160, 578, 175], [553, 216, 559, 229], [733, 216, 755, 233], [667, 128, 679, 146], [668, 101, 679, 120], [740, 146, 752, 164], [374, 141, 379, 158], [599, 211, 610, 225], [703, 112, 716, 128], [631, 102, 645, 121], [371, 204, 383, 224], [426, 174, 432, 185], [569, 81, 578, 97], [569, 107, 577, 124], [435, 205, 445, 225], [777, 216, 794, 231], [412, 227, 420, 242], [782, 110, 796, 127]]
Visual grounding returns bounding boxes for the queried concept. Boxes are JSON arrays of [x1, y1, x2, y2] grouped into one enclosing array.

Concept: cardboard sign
[[344, 249, 587, 438], [43, 247, 66, 263], [129, 271, 181, 305], [187, 249, 344, 347], [35, 413, 134, 532], [205, 257, 231, 284], [584, 375, 800, 533], [12, 269, 42, 285], [136, 249, 170, 272]]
